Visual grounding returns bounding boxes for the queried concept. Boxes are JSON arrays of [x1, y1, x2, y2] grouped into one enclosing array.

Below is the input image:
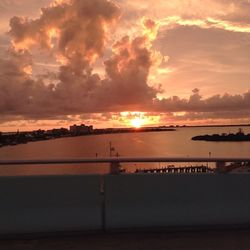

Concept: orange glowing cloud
[[9, 0, 121, 66], [142, 18, 159, 42], [158, 16, 250, 33]]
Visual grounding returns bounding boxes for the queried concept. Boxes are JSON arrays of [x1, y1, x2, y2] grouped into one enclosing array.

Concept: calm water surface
[[0, 126, 249, 175]]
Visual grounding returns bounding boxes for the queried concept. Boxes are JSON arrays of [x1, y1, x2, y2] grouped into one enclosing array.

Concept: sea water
[[0, 126, 249, 175]]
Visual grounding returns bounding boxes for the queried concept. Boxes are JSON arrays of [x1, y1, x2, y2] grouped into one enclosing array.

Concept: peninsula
[[192, 128, 250, 142], [0, 125, 175, 148]]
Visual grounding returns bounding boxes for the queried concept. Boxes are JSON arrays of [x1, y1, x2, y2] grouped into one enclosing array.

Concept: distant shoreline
[[1, 124, 250, 148], [2, 123, 250, 134], [0, 127, 176, 148]]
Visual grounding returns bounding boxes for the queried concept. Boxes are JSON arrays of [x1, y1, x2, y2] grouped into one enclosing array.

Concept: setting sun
[[118, 112, 161, 128], [130, 117, 143, 128]]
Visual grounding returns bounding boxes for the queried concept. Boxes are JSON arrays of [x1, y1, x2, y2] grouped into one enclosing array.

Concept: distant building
[[69, 124, 93, 135], [32, 129, 45, 136], [46, 128, 69, 137]]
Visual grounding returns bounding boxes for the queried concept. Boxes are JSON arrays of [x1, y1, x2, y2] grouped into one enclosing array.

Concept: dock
[[135, 165, 214, 174]]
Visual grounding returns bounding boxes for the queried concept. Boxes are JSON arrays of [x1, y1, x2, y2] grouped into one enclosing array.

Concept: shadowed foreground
[[1, 229, 250, 250]]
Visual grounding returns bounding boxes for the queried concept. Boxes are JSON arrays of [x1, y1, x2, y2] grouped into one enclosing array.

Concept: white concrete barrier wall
[[105, 174, 250, 230], [0, 175, 102, 235]]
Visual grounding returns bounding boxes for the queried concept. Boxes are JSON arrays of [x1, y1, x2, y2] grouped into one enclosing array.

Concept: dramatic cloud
[[117, 0, 250, 24], [159, 16, 250, 33], [0, 0, 250, 129], [154, 89, 250, 113], [93, 19, 162, 111], [9, 0, 121, 61], [0, 49, 57, 117], [1, 0, 162, 118]]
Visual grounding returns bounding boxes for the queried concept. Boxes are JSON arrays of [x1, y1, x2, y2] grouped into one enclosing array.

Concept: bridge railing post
[[110, 162, 121, 175], [216, 161, 227, 173]]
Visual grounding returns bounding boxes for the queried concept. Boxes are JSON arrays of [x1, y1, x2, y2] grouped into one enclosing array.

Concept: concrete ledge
[[0, 175, 102, 235], [104, 174, 250, 229], [1, 173, 250, 235]]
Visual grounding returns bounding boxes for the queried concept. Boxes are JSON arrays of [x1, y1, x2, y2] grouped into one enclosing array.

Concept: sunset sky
[[0, 0, 250, 131]]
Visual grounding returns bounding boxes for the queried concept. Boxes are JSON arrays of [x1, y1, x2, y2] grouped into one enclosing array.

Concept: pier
[[135, 165, 213, 174]]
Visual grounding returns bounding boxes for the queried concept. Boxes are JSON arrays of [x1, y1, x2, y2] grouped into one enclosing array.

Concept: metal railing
[[0, 157, 250, 165], [0, 157, 250, 174]]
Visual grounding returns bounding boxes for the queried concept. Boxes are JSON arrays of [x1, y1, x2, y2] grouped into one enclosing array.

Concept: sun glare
[[130, 117, 143, 128], [119, 111, 161, 128]]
